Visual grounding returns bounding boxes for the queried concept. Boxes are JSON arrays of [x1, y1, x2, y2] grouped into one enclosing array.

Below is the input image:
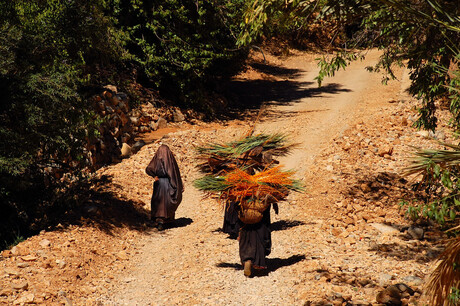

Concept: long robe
[[222, 201, 240, 239], [238, 207, 272, 269], [145, 144, 183, 221]]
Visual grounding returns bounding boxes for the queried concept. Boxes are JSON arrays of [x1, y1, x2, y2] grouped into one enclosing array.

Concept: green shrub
[[0, 0, 123, 246], [109, 0, 248, 106], [0, 0, 250, 248]]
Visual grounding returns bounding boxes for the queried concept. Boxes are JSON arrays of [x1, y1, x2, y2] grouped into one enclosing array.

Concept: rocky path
[[97, 50, 440, 305], [1, 50, 448, 305]]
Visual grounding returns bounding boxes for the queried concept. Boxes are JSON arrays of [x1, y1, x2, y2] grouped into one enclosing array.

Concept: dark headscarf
[[146, 144, 183, 210]]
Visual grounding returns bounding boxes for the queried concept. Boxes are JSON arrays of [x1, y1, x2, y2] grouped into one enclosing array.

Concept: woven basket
[[238, 198, 271, 224], [238, 208, 263, 224]]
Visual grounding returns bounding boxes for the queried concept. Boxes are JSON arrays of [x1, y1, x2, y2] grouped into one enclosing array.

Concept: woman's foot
[[243, 260, 252, 277], [155, 218, 165, 231]]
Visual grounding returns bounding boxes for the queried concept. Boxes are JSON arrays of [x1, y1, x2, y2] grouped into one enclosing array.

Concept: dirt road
[[94, 50, 436, 305], [2, 43, 451, 305]]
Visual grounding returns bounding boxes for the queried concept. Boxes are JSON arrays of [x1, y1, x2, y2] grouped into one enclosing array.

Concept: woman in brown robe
[[146, 144, 184, 230], [238, 203, 278, 277]]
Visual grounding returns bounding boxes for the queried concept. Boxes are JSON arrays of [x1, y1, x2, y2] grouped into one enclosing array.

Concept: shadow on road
[[249, 62, 303, 79], [215, 262, 242, 270], [369, 242, 443, 264], [167, 217, 193, 229], [271, 220, 306, 231], [260, 108, 330, 121], [215, 254, 306, 276], [266, 254, 307, 273], [42, 174, 153, 236], [225, 80, 350, 111], [215, 61, 351, 121], [212, 219, 308, 235]]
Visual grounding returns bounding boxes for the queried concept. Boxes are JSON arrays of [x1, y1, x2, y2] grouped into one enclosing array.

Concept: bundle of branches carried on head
[[194, 132, 303, 224], [195, 133, 293, 174]]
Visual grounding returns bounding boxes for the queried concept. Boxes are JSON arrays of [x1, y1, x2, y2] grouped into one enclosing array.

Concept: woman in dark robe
[[146, 144, 184, 230], [238, 203, 278, 277]]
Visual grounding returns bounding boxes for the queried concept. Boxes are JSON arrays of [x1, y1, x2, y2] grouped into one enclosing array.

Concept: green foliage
[[238, 0, 332, 47], [445, 59, 460, 130], [238, 0, 289, 46], [238, 0, 460, 132], [315, 52, 363, 86], [0, 0, 123, 247], [449, 287, 460, 305], [0, 0, 250, 248], [338, 0, 460, 132], [3, 232, 25, 250], [193, 175, 228, 192], [402, 144, 460, 225], [1, 1, 116, 174], [109, 0, 247, 106]]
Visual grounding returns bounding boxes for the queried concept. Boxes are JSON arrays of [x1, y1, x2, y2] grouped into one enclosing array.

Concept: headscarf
[[146, 144, 183, 203]]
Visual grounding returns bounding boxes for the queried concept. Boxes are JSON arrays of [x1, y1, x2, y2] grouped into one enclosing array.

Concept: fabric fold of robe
[[222, 201, 240, 239], [238, 207, 272, 269], [146, 144, 184, 221]]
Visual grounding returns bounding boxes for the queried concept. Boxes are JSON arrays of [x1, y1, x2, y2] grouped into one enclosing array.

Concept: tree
[[0, 0, 250, 248], [238, 0, 460, 131], [108, 0, 248, 107], [0, 0, 122, 246]]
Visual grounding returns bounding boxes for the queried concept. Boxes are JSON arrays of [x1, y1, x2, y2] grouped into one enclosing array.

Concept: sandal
[[243, 260, 252, 277]]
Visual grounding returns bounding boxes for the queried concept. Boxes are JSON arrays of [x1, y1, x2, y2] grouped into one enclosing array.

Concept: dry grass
[[224, 166, 302, 202], [426, 237, 460, 306]]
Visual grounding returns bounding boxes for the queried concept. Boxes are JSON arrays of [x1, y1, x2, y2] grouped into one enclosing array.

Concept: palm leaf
[[426, 237, 460, 306], [403, 143, 460, 177], [193, 166, 304, 202], [195, 133, 296, 173], [196, 133, 293, 158]]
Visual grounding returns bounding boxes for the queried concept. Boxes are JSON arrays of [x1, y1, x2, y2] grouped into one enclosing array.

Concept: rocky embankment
[[87, 84, 193, 168]]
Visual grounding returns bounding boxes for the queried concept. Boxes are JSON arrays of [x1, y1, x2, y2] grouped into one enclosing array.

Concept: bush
[[109, 0, 248, 107], [0, 0, 123, 247], [0, 0, 250, 248]]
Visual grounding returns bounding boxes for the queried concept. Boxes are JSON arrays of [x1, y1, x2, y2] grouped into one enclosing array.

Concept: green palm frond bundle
[[193, 166, 304, 203], [197, 133, 292, 158], [195, 133, 296, 173], [194, 133, 304, 222], [403, 143, 460, 177], [193, 175, 229, 192]]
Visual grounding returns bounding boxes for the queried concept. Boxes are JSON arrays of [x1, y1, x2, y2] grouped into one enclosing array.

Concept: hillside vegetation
[[1, 1, 459, 296], [1, 0, 460, 304]]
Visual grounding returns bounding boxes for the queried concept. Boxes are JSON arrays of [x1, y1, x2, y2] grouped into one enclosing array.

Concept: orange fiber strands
[[224, 166, 293, 202]]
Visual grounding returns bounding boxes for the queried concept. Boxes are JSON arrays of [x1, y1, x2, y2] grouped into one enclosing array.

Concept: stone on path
[[39, 239, 51, 248], [121, 143, 132, 158], [157, 117, 167, 129], [11, 280, 28, 290], [369, 223, 400, 235], [407, 226, 424, 240]]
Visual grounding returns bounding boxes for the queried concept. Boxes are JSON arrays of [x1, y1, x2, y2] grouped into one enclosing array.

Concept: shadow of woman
[[165, 217, 193, 229], [266, 254, 306, 273], [271, 220, 306, 231], [215, 254, 306, 276]]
